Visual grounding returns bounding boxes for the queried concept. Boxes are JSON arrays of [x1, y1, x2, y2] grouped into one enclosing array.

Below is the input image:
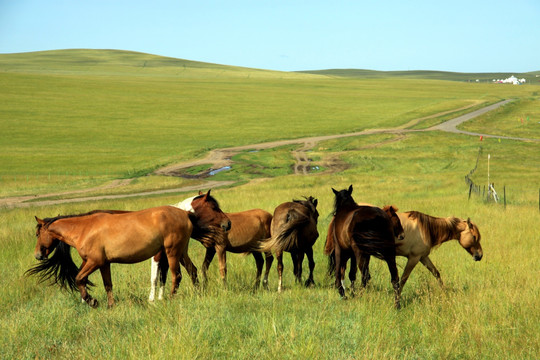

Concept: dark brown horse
[[358, 210, 483, 293], [325, 204, 404, 289], [27, 191, 230, 308], [261, 196, 319, 292], [330, 185, 401, 308]]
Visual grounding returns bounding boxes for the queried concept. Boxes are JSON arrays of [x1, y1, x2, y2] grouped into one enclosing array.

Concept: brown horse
[[358, 210, 483, 292], [325, 203, 404, 288], [149, 193, 273, 299], [261, 196, 319, 292], [27, 191, 230, 308], [330, 185, 401, 308], [200, 209, 274, 288]]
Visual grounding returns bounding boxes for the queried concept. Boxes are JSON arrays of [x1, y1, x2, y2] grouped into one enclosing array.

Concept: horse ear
[[332, 188, 338, 195], [35, 216, 45, 225], [348, 184, 353, 194], [202, 189, 211, 201], [313, 199, 318, 207], [391, 205, 399, 213], [198, 190, 203, 195], [467, 217, 472, 228]]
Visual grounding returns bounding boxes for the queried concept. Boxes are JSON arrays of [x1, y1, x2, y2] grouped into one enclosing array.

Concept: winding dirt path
[[2, 99, 536, 208]]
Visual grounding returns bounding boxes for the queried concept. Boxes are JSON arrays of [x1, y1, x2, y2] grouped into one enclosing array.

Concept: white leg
[[149, 258, 159, 302]]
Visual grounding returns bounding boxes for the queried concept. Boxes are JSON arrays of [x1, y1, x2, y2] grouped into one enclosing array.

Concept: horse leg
[[359, 254, 371, 288], [149, 250, 169, 301], [304, 247, 315, 287], [165, 252, 182, 296], [99, 262, 114, 308], [76, 259, 100, 308], [348, 253, 357, 289], [201, 247, 216, 285], [215, 245, 227, 286], [290, 251, 299, 282], [334, 246, 346, 298], [400, 255, 422, 292], [180, 252, 199, 287], [420, 256, 444, 287], [149, 257, 159, 301], [383, 253, 401, 309], [252, 251, 264, 290], [277, 251, 284, 292], [294, 251, 305, 284], [262, 252, 274, 290]]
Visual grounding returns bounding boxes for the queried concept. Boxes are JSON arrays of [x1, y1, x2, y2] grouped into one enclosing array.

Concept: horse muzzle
[[473, 252, 483, 261], [34, 252, 46, 260]]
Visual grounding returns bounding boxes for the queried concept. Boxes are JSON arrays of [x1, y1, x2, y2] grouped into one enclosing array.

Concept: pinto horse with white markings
[[27, 190, 230, 308], [149, 194, 272, 300], [329, 185, 401, 308], [261, 196, 319, 292]]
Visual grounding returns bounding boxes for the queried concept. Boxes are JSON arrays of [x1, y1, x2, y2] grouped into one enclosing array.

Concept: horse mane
[[36, 210, 126, 233], [407, 211, 462, 246]]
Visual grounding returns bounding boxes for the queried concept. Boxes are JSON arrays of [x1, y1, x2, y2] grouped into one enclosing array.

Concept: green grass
[[0, 49, 539, 359]]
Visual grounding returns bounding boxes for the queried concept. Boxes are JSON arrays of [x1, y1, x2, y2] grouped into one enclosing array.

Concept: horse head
[[382, 205, 405, 241], [33, 217, 59, 260], [458, 218, 483, 261], [331, 185, 355, 214], [191, 190, 231, 232]]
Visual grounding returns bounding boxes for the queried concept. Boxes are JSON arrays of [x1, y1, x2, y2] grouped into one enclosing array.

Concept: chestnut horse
[[358, 210, 483, 292], [27, 191, 230, 308], [330, 185, 401, 308], [325, 203, 404, 289], [261, 196, 319, 292], [149, 194, 272, 300]]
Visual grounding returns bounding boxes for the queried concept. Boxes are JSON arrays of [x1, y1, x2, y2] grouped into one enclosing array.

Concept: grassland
[[0, 50, 539, 359]]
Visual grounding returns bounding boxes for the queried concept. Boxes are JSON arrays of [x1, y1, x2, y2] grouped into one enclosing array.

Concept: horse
[[325, 203, 404, 289], [330, 185, 401, 308], [358, 210, 483, 293], [261, 196, 319, 292], [27, 190, 230, 308], [149, 194, 273, 300]]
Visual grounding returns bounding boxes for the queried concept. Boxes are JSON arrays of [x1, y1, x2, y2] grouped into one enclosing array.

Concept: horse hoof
[[88, 298, 99, 308], [304, 280, 315, 287]]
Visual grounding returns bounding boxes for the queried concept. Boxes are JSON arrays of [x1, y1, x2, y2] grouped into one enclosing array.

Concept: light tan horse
[[28, 194, 230, 308], [359, 210, 483, 292]]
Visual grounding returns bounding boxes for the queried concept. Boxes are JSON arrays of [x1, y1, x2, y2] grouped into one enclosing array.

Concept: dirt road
[[3, 99, 536, 208]]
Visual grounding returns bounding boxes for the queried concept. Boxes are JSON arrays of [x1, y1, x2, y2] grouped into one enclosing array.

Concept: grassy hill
[[297, 68, 540, 83], [0, 49, 320, 79]]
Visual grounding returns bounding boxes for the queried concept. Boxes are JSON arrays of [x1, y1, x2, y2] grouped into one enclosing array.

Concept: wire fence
[[465, 146, 507, 208]]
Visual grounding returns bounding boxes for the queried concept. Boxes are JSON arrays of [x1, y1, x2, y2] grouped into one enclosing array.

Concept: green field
[[1, 50, 539, 359]]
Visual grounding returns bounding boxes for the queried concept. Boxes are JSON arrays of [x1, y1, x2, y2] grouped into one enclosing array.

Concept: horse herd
[[27, 186, 483, 309]]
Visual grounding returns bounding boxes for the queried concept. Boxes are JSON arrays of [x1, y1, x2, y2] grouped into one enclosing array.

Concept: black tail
[[327, 249, 336, 276], [25, 242, 91, 291]]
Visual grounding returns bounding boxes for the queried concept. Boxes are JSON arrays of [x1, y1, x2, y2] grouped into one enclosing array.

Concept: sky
[[1, 0, 539, 73]]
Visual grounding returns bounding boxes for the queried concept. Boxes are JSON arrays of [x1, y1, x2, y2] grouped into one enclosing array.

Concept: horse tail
[[327, 249, 336, 276], [260, 211, 309, 253], [25, 242, 90, 292]]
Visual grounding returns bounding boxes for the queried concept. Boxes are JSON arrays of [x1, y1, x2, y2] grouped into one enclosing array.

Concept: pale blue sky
[[1, 0, 538, 72]]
